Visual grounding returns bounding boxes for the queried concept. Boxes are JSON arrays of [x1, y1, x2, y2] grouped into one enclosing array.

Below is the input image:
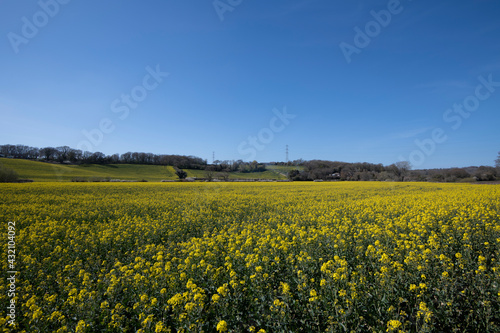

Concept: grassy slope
[[0, 158, 177, 182], [0, 158, 288, 182]]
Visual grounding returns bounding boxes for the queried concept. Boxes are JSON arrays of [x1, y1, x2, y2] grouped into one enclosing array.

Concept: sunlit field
[[1, 182, 499, 332]]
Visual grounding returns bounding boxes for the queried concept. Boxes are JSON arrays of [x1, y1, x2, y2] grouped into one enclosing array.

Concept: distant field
[[185, 168, 287, 180], [1, 182, 499, 332], [0, 158, 288, 182], [0, 158, 177, 182]]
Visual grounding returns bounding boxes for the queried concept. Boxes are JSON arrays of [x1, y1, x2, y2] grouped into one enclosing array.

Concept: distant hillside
[[0, 158, 287, 182], [266, 164, 305, 176], [184, 168, 287, 180]]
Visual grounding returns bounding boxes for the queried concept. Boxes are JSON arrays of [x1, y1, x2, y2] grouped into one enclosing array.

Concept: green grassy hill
[[0, 158, 177, 182], [0, 158, 288, 182]]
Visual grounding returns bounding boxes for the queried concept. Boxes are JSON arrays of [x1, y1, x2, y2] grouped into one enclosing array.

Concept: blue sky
[[1, 0, 499, 168]]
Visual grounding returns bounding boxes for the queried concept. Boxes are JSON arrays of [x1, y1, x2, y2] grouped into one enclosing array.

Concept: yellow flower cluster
[[0, 181, 499, 332]]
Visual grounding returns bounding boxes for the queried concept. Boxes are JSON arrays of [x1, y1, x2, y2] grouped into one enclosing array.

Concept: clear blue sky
[[1, 0, 499, 168]]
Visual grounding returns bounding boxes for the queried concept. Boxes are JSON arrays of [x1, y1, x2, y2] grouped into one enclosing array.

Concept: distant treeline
[[0, 144, 268, 173], [288, 160, 498, 182], [2, 144, 498, 182], [208, 160, 267, 173], [0, 144, 207, 169]]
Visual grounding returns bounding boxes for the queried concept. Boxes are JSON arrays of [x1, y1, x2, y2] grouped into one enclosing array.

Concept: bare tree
[[56, 146, 72, 162], [390, 161, 411, 181], [221, 171, 230, 181], [205, 166, 216, 181], [40, 147, 58, 161]]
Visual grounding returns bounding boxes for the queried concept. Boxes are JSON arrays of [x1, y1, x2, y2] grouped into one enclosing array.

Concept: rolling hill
[[0, 158, 289, 182]]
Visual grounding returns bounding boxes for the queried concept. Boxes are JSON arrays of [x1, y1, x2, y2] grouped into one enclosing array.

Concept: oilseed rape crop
[[1, 182, 499, 332]]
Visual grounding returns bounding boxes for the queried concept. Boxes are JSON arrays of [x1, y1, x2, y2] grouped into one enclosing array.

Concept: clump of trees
[[0, 164, 19, 182], [174, 168, 187, 180], [287, 159, 498, 183], [203, 160, 268, 180], [288, 160, 391, 181], [208, 160, 266, 173]]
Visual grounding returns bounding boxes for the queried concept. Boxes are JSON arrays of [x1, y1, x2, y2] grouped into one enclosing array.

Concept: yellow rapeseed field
[[1, 182, 499, 332]]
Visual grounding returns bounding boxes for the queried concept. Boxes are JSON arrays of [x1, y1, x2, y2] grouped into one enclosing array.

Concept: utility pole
[[286, 145, 289, 163]]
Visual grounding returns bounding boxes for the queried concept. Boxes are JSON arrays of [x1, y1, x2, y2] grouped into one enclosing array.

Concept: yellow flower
[[280, 282, 290, 295], [273, 299, 284, 307], [185, 302, 196, 312], [386, 319, 402, 332], [155, 321, 165, 333], [216, 320, 228, 332], [75, 320, 87, 333], [419, 301, 429, 311], [32, 308, 43, 320], [309, 289, 319, 302], [142, 314, 154, 326], [217, 285, 229, 297]]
